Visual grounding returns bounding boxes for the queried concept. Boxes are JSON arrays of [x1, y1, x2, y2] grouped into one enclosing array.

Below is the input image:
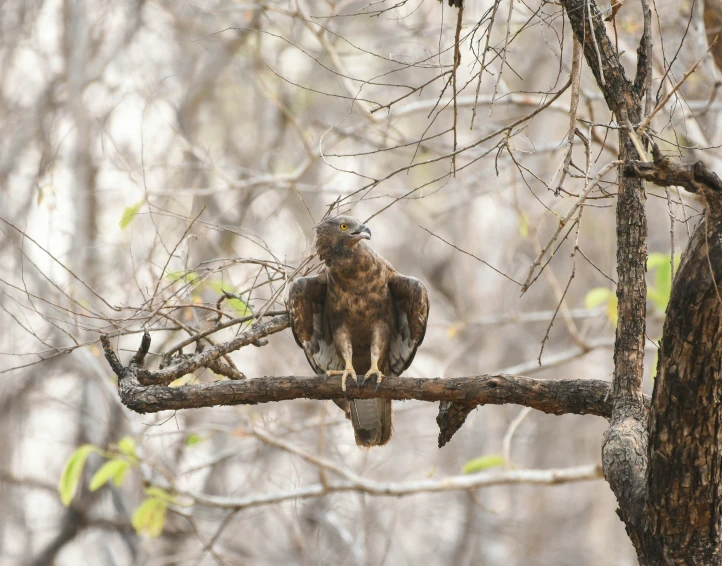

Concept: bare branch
[[624, 144, 722, 196], [102, 315, 291, 386], [102, 331, 649, 420], [184, 464, 603, 511], [636, 40, 716, 134]]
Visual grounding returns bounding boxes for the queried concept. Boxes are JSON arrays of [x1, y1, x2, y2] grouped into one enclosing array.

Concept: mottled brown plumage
[[288, 216, 429, 446]]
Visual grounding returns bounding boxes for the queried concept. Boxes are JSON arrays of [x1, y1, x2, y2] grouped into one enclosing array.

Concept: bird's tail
[[349, 398, 393, 447]]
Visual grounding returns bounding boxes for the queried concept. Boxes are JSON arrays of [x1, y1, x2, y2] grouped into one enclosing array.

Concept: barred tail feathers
[[349, 398, 393, 447]]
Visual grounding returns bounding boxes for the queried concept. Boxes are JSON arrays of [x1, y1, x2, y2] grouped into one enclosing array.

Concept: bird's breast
[[326, 275, 393, 324]]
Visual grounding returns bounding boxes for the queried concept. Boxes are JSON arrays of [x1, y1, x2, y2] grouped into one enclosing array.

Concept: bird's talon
[[364, 370, 384, 391], [327, 369, 356, 393], [343, 370, 357, 393]]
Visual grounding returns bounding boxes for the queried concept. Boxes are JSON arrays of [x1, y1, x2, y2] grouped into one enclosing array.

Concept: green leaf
[[654, 260, 672, 311], [646, 252, 668, 271], [655, 260, 671, 295], [607, 295, 618, 326], [166, 271, 198, 283], [584, 287, 614, 309], [207, 281, 252, 317], [169, 374, 195, 387], [229, 297, 251, 316], [58, 444, 98, 506], [461, 454, 505, 474], [144, 486, 177, 504], [119, 201, 143, 229], [185, 433, 204, 446], [651, 347, 660, 381], [647, 288, 669, 314], [89, 459, 130, 491], [518, 213, 530, 238], [584, 287, 617, 325], [646, 253, 682, 314], [117, 437, 136, 458], [112, 461, 131, 486], [132, 498, 168, 538]]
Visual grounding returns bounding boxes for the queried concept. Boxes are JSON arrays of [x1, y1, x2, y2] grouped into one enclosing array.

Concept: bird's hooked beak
[[351, 225, 371, 240]]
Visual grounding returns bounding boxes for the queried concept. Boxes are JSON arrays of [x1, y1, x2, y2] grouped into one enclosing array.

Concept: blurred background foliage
[[0, 0, 718, 564]]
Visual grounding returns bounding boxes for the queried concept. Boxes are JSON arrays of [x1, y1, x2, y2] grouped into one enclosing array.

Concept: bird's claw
[[363, 369, 385, 391], [326, 369, 357, 392], [343, 370, 358, 392]]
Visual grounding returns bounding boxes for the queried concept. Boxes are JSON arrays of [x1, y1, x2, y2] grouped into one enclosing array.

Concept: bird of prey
[[288, 216, 429, 447]]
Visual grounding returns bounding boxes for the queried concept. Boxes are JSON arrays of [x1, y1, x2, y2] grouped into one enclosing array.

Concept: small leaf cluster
[[57, 436, 196, 538], [583, 252, 681, 325], [57, 436, 137, 507], [131, 487, 178, 538]]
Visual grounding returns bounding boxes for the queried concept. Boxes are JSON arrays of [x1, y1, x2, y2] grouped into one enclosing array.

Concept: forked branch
[[101, 330, 653, 447]]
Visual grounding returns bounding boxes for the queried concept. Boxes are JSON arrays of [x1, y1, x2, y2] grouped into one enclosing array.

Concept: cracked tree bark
[[101, 330, 634, 416], [561, 0, 650, 551], [562, 0, 722, 562], [625, 139, 722, 563], [643, 199, 722, 563]]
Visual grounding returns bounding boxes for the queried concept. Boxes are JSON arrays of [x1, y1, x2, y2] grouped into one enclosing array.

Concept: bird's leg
[[364, 355, 385, 390], [326, 329, 357, 392], [326, 361, 357, 393], [363, 326, 386, 390]]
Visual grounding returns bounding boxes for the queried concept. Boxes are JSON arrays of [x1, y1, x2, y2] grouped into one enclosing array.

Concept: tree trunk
[[561, 0, 722, 562], [643, 206, 722, 563]]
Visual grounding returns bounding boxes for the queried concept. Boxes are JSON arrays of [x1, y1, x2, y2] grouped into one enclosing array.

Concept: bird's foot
[[326, 369, 357, 392], [363, 369, 385, 391]]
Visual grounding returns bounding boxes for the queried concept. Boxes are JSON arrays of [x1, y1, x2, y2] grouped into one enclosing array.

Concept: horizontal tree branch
[[184, 464, 603, 511], [623, 144, 722, 195], [104, 341, 644, 422], [102, 323, 654, 449], [115, 373, 622, 417]]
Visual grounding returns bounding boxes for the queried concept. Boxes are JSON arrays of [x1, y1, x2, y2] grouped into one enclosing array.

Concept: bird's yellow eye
[[340, 224, 348, 231]]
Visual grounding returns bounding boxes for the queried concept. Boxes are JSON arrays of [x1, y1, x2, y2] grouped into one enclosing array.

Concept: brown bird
[[288, 216, 429, 447]]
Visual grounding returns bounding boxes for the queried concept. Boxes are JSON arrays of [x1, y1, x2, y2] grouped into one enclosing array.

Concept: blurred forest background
[[0, 0, 719, 564]]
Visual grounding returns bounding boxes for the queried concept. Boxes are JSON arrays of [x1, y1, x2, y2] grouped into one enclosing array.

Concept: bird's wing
[[288, 273, 344, 374], [387, 272, 429, 376]]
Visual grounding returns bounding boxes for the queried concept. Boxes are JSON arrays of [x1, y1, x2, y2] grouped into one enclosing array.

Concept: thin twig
[[419, 226, 523, 286], [521, 161, 622, 293], [637, 39, 717, 134], [452, 4, 464, 175]]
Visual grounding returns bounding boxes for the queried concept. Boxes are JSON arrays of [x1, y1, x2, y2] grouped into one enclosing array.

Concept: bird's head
[[314, 216, 372, 262]]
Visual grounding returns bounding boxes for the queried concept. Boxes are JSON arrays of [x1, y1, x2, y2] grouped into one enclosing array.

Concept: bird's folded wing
[[288, 273, 343, 374], [388, 273, 429, 376]]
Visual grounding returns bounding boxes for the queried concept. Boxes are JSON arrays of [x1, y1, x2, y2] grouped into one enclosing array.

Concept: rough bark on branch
[[101, 328, 624, 417], [563, 0, 722, 559], [437, 401, 476, 448], [562, 0, 636, 112], [561, 0, 650, 552], [641, 176, 722, 562], [624, 144, 722, 212], [119, 315, 290, 386], [103, 326, 657, 449]]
